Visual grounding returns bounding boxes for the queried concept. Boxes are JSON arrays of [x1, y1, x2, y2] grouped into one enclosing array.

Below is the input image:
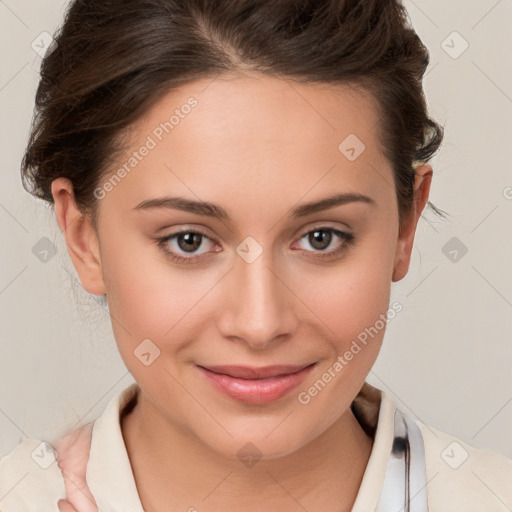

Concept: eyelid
[[159, 224, 217, 238], [297, 221, 352, 236]]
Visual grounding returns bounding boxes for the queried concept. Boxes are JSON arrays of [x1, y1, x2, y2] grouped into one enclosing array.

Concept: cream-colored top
[[1, 381, 512, 511]]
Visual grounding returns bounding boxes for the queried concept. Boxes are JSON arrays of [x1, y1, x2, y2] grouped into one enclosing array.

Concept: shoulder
[[418, 421, 512, 511], [0, 438, 65, 511]]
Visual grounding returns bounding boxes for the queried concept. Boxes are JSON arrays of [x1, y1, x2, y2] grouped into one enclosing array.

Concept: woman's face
[[54, 72, 429, 460]]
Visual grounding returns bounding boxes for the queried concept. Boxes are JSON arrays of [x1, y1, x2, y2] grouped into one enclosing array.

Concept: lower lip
[[197, 364, 316, 405]]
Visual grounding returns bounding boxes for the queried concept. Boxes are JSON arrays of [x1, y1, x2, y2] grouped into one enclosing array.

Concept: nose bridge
[[218, 242, 296, 349]]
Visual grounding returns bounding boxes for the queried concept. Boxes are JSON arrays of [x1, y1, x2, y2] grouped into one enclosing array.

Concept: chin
[[196, 424, 313, 464]]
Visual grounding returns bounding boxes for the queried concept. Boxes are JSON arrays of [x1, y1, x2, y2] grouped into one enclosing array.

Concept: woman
[[1, 0, 511, 511]]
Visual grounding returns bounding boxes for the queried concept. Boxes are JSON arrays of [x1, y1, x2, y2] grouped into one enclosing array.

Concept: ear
[[392, 164, 433, 282], [51, 177, 106, 296]]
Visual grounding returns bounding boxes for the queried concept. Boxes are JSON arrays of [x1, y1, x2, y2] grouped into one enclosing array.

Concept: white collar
[[85, 380, 397, 511], [86, 382, 144, 511]]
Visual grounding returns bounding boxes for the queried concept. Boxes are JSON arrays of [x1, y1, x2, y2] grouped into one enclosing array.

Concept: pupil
[[310, 230, 331, 250], [179, 233, 201, 252]]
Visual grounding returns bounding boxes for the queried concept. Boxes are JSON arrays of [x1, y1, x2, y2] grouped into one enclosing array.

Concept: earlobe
[[392, 164, 433, 283], [51, 178, 106, 296]]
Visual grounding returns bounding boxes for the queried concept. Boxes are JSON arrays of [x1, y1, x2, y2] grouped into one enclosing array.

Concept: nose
[[217, 248, 298, 350]]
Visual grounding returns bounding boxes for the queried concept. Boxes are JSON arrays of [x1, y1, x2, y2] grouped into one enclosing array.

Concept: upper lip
[[198, 363, 316, 379]]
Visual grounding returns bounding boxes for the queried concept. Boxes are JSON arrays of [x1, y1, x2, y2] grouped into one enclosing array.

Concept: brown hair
[[21, 0, 447, 231]]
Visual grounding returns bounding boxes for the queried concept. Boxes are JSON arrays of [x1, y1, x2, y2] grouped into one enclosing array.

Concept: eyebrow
[[133, 192, 376, 219]]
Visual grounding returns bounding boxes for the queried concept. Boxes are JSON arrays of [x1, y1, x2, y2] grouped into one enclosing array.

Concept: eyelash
[[155, 227, 355, 265]]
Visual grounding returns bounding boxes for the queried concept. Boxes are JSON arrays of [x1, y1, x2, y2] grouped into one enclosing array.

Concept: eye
[[156, 230, 219, 264], [155, 226, 355, 265], [293, 227, 355, 260]]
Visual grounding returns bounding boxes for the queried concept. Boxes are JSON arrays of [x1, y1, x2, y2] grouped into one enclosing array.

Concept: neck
[[121, 390, 373, 512]]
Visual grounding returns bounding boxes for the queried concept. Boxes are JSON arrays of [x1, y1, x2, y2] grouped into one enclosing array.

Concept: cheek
[[308, 271, 390, 390], [300, 231, 395, 341], [101, 224, 180, 320], [100, 231, 219, 357]]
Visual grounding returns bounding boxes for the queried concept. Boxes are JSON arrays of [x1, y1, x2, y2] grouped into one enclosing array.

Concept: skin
[[52, 72, 432, 512]]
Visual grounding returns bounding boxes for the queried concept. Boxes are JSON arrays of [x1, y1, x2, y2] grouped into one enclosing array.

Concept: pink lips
[[196, 363, 317, 405]]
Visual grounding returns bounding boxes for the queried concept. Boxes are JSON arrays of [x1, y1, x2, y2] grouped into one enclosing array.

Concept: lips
[[196, 362, 317, 405], [198, 364, 314, 380]]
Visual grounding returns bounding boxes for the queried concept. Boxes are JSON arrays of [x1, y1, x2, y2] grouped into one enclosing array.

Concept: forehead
[[134, 72, 383, 156], [102, 72, 393, 215]]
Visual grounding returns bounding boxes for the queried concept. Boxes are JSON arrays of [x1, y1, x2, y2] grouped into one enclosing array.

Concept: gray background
[[1, 0, 511, 460]]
